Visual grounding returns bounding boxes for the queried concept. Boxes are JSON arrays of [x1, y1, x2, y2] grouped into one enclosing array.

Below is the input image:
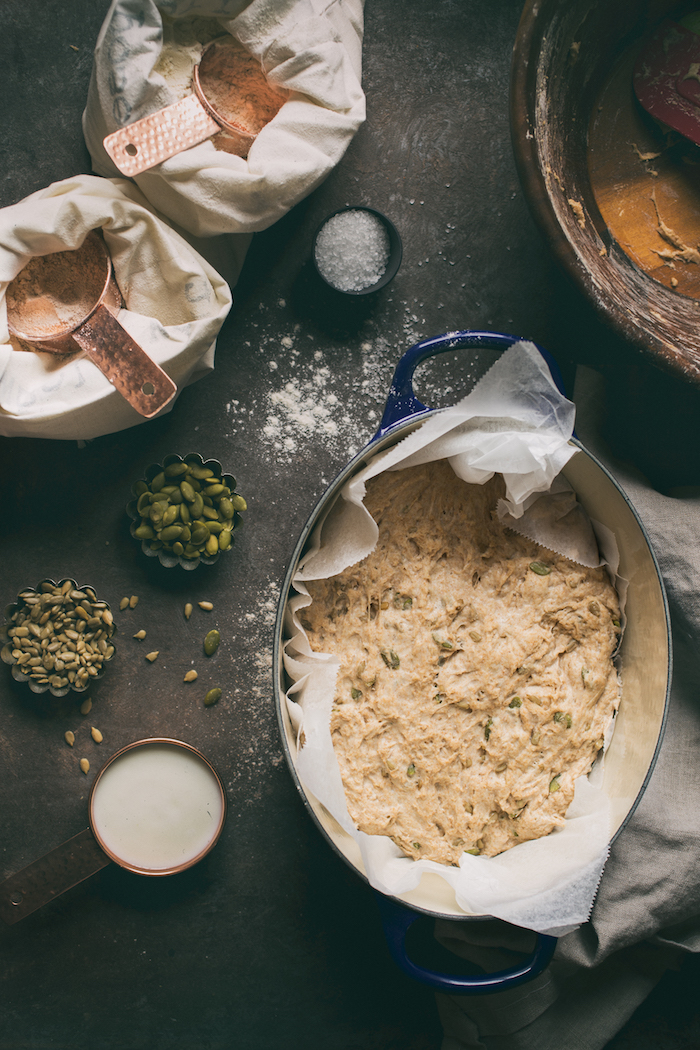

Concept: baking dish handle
[[375, 893, 557, 994], [376, 329, 565, 439]]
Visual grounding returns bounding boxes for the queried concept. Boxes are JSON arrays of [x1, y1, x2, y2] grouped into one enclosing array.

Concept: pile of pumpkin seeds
[[0, 580, 115, 693], [131, 457, 246, 561]]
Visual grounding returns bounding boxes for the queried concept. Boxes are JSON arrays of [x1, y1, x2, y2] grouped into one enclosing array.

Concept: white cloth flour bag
[[82, 0, 366, 238], [0, 174, 232, 440]]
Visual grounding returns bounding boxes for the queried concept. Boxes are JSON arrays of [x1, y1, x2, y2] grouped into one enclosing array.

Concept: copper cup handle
[[72, 304, 177, 418], [0, 829, 111, 925], [103, 94, 221, 177]]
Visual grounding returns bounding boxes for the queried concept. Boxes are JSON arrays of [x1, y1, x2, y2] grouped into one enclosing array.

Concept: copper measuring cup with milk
[[103, 36, 287, 177], [0, 739, 227, 924], [5, 232, 177, 419]]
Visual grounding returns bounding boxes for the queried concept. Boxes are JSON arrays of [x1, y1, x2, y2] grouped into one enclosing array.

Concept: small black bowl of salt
[[312, 206, 402, 295]]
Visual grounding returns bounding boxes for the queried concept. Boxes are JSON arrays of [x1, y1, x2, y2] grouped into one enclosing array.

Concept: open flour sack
[[0, 174, 231, 440], [82, 0, 366, 239]]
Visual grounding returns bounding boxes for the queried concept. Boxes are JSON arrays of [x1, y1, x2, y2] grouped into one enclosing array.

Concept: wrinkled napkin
[[83, 0, 366, 239], [0, 174, 231, 440]]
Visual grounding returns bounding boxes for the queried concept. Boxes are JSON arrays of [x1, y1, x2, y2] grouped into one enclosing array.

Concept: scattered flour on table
[[224, 297, 490, 470], [228, 322, 410, 466]]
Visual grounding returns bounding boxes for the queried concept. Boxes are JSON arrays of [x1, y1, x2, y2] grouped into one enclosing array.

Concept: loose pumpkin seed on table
[[204, 630, 220, 656], [204, 687, 221, 707]]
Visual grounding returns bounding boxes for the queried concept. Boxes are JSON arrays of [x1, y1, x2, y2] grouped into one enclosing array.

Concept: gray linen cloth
[[435, 365, 700, 1050]]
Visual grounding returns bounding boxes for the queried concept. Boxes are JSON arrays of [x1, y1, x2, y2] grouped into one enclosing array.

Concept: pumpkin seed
[[180, 480, 196, 503], [204, 687, 221, 707], [159, 524, 184, 544], [188, 465, 214, 480], [529, 561, 551, 576], [380, 649, 400, 669], [165, 461, 188, 477], [162, 505, 180, 527], [204, 630, 220, 656]]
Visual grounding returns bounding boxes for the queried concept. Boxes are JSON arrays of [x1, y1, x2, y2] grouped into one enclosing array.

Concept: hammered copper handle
[[0, 829, 111, 925], [72, 304, 177, 418], [102, 37, 272, 176], [103, 94, 222, 177]]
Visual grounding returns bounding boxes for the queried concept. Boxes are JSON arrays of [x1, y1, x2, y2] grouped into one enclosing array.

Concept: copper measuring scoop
[[103, 36, 287, 177], [6, 232, 177, 418], [0, 739, 227, 925]]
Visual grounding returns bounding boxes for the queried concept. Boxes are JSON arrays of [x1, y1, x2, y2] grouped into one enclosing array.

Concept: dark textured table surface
[[1, 3, 699, 1049]]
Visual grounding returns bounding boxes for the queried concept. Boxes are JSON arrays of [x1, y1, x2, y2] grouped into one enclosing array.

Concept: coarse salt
[[315, 210, 391, 292]]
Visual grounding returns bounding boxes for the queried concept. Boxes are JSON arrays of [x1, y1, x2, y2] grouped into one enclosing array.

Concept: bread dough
[[303, 463, 621, 865]]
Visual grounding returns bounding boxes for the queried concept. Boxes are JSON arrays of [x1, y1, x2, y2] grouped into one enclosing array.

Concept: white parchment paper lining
[[282, 342, 624, 937]]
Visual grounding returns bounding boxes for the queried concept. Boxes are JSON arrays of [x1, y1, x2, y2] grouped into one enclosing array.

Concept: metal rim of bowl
[[311, 205, 403, 296]]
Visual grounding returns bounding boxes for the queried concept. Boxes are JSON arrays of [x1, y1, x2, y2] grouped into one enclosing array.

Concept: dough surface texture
[[303, 462, 621, 865]]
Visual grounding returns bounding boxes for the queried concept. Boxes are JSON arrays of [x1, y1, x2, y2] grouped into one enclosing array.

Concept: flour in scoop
[[315, 210, 391, 292]]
